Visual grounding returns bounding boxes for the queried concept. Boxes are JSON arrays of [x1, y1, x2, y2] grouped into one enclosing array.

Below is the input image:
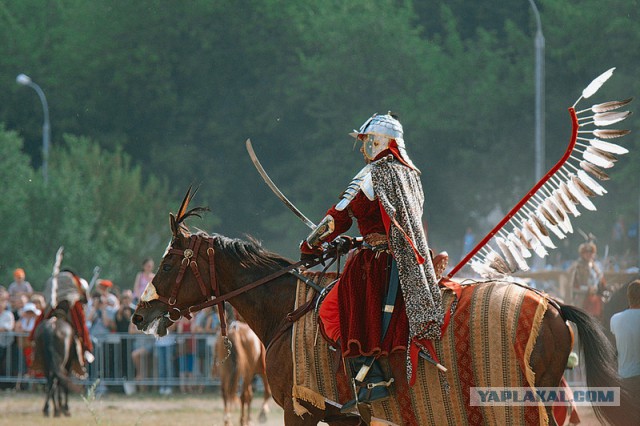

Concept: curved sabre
[[245, 139, 317, 230]]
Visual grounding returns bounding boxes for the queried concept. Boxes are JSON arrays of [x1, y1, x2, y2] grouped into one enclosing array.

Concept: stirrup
[[340, 377, 393, 413]]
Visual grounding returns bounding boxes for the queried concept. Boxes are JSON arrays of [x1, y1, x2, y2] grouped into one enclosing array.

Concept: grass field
[[0, 388, 284, 426], [0, 387, 602, 425]]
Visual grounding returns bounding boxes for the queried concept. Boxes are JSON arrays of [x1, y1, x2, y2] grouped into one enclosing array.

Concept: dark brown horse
[[33, 302, 82, 417], [132, 192, 639, 425]]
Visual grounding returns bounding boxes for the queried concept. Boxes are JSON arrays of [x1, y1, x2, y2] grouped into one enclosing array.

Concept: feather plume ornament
[[572, 174, 597, 198], [580, 67, 615, 100], [529, 215, 557, 248], [502, 235, 530, 270], [593, 129, 631, 139], [567, 178, 597, 211], [507, 231, 532, 258], [536, 207, 566, 239], [554, 188, 581, 217], [582, 149, 614, 168], [495, 237, 519, 273], [580, 161, 610, 181], [587, 138, 629, 155], [543, 197, 572, 234], [587, 97, 633, 113], [586, 111, 632, 126], [520, 222, 548, 258], [448, 68, 633, 280], [512, 227, 533, 250], [486, 250, 512, 275], [587, 146, 618, 163], [577, 170, 607, 196]]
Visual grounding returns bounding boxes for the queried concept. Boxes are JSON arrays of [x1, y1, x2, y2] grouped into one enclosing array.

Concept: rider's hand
[[331, 235, 354, 256], [300, 240, 323, 263]]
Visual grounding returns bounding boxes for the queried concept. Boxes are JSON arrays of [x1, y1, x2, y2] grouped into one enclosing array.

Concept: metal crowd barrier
[[0, 331, 222, 390]]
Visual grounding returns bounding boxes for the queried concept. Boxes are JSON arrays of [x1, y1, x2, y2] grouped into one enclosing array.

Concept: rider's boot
[[340, 356, 393, 414]]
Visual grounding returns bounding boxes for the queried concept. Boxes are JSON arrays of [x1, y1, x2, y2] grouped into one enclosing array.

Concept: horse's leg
[[266, 331, 330, 425], [258, 345, 271, 424], [258, 370, 271, 423], [43, 375, 53, 417], [240, 378, 254, 426], [221, 373, 232, 426], [53, 378, 61, 417], [62, 384, 71, 417], [530, 306, 572, 426]]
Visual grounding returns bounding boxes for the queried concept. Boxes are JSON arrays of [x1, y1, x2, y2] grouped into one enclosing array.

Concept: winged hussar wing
[[448, 68, 633, 279]]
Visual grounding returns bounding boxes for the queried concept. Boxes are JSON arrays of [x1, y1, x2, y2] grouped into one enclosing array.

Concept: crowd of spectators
[[0, 266, 222, 395]]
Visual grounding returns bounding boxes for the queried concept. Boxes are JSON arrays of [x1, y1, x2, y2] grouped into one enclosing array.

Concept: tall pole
[[16, 74, 51, 185], [528, 0, 545, 182], [528, 0, 545, 270]]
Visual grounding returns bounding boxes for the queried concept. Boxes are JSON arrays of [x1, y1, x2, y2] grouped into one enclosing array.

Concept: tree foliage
[[0, 128, 170, 289], [1, 0, 638, 269]]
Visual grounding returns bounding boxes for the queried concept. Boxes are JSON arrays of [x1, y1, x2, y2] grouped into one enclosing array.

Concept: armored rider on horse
[[300, 112, 449, 412], [29, 250, 94, 378]]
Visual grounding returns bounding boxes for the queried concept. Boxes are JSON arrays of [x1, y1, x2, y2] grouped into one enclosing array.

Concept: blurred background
[[1, 0, 639, 289]]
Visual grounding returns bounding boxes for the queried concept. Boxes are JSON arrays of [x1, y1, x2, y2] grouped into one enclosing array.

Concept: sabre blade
[[245, 139, 317, 230]]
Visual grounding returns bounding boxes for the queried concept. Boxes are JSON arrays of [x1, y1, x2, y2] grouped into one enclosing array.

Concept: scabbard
[[380, 258, 399, 342]]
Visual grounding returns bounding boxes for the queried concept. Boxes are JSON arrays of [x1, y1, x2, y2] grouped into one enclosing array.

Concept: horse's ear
[[170, 212, 179, 236]]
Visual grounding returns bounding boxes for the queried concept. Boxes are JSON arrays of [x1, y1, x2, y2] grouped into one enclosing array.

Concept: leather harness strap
[[152, 234, 335, 337]]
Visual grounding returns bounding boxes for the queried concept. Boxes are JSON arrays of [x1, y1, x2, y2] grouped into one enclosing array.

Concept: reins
[[152, 234, 339, 342]]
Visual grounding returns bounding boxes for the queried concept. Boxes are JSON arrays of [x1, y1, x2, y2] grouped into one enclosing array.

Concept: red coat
[[319, 191, 409, 357]]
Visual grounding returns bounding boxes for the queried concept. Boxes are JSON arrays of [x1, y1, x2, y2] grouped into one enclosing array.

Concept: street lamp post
[[528, 0, 545, 270], [528, 0, 545, 182], [16, 73, 51, 185]]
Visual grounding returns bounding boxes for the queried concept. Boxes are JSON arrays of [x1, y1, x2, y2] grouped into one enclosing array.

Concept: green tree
[[0, 125, 171, 290]]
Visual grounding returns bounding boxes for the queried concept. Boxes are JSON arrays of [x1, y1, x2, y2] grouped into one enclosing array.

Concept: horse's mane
[[209, 233, 293, 270]]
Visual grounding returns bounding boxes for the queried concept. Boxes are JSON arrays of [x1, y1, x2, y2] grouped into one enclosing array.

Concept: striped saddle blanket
[[291, 272, 549, 425]]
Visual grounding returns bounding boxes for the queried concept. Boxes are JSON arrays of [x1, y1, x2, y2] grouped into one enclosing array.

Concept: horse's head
[[132, 187, 213, 336]]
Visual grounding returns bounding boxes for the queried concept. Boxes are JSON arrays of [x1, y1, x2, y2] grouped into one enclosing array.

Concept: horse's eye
[[162, 264, 172, 272]]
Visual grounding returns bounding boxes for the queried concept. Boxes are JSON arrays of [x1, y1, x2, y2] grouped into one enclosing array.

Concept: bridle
[[140, 233, 335, 341]]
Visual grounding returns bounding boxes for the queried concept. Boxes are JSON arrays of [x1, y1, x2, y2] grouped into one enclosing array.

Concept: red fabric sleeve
[[319, 205, 354, 243]]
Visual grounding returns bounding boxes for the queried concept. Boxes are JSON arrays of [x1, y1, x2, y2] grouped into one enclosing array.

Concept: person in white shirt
[[0, 299, 16, 377], [610, 279, 640, 392]]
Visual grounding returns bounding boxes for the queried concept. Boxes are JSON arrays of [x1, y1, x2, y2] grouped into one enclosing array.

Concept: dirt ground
[[0, 388, 603, 426], [0, 389, 284, 426]]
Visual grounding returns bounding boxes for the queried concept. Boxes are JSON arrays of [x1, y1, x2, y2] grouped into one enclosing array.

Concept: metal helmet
[[350, 112, 417, 170]]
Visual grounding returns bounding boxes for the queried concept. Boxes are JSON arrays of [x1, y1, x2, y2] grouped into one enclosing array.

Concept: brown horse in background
[[132, 191, 640, 425], [215, 320, 271, 426]]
